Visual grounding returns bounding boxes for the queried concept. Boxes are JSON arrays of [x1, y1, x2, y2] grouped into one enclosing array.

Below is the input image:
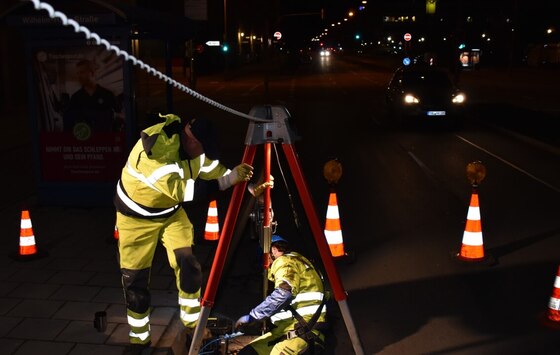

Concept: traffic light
[[222, 43, 229, 52], [355, 33, 361, 40]]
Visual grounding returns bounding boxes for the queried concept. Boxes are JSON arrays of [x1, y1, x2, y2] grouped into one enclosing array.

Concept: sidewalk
[[0, 205, 183, 354]]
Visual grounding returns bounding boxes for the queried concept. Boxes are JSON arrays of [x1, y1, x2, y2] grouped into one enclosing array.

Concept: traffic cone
[[12, 209, 47, 261], [113, 226, 119, 240], [457, 189, 485, 261], [204, 200, 220, 241], [546, 265, 560, 323], [324, 191, 345, 257]]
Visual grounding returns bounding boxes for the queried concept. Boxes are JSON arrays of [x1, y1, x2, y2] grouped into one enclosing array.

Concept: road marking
[[455, 134, 560, 193]]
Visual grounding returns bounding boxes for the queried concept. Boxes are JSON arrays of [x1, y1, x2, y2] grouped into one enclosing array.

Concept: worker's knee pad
[[174, 248, 201, 294], [121, 268, 151, 314]]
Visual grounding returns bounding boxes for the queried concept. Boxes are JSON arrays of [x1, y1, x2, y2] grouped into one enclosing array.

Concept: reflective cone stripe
[[204, 200, 220, 241], [458, 192, 484, 260], [547, 266, 560, 322], [324, 192, 345, 257], [19, 210, 37, 256], [114, 226, 119, 240]]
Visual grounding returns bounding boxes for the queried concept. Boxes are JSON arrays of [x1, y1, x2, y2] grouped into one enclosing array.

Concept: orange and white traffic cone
[[457, 189, 485, 261], [546, 265, 560, 323], [19, 209, 37, 256], [204, 200, 220, 241], [13, 209, 47, 261], [324, 191, 345, 257]]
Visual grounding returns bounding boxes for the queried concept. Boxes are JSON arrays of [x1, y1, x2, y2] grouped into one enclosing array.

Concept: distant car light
[[404, 94, 419, 104], [452, 93, 466, 103], [320, 50, 331, 57]]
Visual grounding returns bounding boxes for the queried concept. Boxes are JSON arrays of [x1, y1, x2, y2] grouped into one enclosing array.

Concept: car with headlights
[[385, 65, 466, 127]]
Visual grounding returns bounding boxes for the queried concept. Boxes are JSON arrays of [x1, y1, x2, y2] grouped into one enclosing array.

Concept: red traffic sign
[[404, 33, 412, 41], [273, 31, 282, 40]]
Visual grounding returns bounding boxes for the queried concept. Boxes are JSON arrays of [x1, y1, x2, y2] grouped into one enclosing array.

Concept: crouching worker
[[235, 235, 328, 355], [114, 113, 253, 353]]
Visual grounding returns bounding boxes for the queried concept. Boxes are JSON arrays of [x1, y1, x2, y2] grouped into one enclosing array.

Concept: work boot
[[122, 342, 151, 355]]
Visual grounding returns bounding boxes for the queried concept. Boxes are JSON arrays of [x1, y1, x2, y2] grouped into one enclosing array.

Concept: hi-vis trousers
[[117, 208, 202, 345]]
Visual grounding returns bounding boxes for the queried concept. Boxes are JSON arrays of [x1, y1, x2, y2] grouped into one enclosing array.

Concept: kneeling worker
[[236, 235, 328, 354]]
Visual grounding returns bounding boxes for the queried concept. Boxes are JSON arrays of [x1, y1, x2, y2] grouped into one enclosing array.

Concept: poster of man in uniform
[[32, 43, 127, 182]]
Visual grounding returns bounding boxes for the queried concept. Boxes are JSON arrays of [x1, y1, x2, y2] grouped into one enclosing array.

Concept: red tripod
[[188, 105, 364, 354]]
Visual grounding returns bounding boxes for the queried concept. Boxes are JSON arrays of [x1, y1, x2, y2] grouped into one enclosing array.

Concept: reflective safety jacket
[[267, 252, 327, 327], [115, 114, 229, 218]]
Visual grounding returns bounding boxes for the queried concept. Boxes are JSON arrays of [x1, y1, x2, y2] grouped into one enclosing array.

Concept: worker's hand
[[232, 163, 254, 183], [218, 163, 254, 190], [235, 314, 254, 330], [252, 175, 274, 197]]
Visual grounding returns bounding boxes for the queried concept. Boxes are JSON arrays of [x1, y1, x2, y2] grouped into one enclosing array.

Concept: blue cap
[[271, 235, 288, 244]]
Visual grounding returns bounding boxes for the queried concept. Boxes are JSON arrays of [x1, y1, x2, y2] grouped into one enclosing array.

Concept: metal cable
[[28, 0, 267, 122]]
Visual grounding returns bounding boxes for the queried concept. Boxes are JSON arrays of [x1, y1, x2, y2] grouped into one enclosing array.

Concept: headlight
[[404, 94, 419, 104], [452, 93, 466, 104]]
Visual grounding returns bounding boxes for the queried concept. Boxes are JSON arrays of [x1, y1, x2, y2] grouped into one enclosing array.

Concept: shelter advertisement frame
[[26, 32, 132, 205]]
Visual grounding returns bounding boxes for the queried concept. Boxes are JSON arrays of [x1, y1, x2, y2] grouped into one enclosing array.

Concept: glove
[[251, 175, 274, 197], [235, 314, 254, 329], [218, 163, 254, 190]]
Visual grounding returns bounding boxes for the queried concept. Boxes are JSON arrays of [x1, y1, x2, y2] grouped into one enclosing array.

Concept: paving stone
[[56, 320, 117, 344], [0, 297, 22, 316], [105, 303, 127, 324], [0, 281, 19, 296], [92, 287, 124, 304], [68, 343, 126, 355], [8, 282, 60, 299], [44, 257, 91, 271], [48, 270, 96, 285], [150, 306, 177, 326], [53, 301, 109, 322], [7, 299, 64, 318], [86, 271, 121, 287], [151, 290, 179, 307], [12, 340, 74, 355], [0, 338, 23, 355], [8, 318, 69, 340], [49, 285, 101, 302], [0, 316, 23, 337], [7, 268, 57, 283]]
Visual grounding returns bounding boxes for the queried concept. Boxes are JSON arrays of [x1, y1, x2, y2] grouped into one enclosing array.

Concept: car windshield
[[402, 70, 452, 88]]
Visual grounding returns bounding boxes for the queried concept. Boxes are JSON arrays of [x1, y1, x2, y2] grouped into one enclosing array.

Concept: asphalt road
[[171, 53, 560, 354]]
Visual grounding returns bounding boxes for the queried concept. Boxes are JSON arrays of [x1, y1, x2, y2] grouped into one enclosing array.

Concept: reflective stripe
[[326, 206, 340, 219], [466, 206, 481, 220], [324, 230, 343, 244], [183, 179, 195, 202], [292, 291, 324, 303], [117, 182, 178, 217], [127, 164, 161, 193], [178, 296, 200, 308], [129, 329, 150, 341], [128, 314, 150, 328], [223, 169, 231, 176], [19, 236, 36, 246], [555, 276, 560, 288], [200, 159, 220, 173], [21, 219, 32, 229], [180, 309, 200, 323], [195, 154, 205, 176], [271, 304, 326, 323], [148, 162, 184, 183], [462, 231, 483, 246]]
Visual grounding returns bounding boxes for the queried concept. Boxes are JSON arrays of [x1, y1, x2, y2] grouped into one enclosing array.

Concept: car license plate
[[427, 111, 446, 116]]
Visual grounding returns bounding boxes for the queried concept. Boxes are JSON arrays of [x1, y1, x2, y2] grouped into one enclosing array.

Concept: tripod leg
[[188, 144, 257, 355], [282, 143, 365, 355]]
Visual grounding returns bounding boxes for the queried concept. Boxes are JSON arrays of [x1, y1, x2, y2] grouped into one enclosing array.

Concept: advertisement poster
[[33, 43, 127, 182]]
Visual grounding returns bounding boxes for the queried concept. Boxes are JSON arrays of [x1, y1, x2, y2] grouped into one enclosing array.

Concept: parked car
[[385, 65, 466, 127]]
